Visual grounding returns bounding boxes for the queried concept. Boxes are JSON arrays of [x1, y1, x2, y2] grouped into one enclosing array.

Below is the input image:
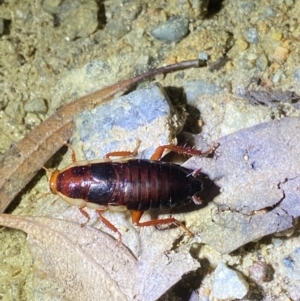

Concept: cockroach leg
[[150, 145, 203, 161], [96, 209, 122, 243], [192, 195, 202, 205], [80, 207, 122, 242], [50, 141, 206, 240], [150, 143, 219, 161], [79, 208, 91, 226], [64, 142, 78, 162], [192, 168, 202, 177], [104, 140, 141, 159], [131, 210, 193, 236], [202, 142, 220, 156]]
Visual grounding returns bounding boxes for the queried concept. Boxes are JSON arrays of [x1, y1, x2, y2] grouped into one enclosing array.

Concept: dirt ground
[[1, 0, 300, 300]]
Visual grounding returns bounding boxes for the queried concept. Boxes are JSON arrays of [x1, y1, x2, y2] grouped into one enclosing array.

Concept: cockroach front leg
[[131, 210, 193, 236]]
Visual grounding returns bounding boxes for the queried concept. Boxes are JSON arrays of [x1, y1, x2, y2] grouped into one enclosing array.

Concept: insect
[[0, 59, 202, 214], [49, 142, 214, 240]]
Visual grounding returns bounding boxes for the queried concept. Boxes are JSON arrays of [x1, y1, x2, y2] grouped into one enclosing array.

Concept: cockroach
[[49, 143, 215, 239], [0, 59, 203, 214]]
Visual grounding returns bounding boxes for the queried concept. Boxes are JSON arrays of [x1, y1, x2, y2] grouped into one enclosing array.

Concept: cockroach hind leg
[[131, 210, 193, 237]]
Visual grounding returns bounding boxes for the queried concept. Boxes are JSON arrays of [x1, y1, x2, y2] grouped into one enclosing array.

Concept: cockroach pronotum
[[49, 143, 214, 240]]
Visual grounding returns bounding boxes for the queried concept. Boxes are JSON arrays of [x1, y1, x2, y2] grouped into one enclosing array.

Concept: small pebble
[[188, 290, 200, 301], [293, 67, 300, 83], [273, 46, 289, 63], [24, 112, 42, 128], [212, 262, 249, 300], [285, 0, 294, 6], [246, 27, 259, 44], [106, 19, 130, 39], [236, 38, 248, 51], [272, 32, 283, 41], [257, 21, 268, 34], [238, 57, 253, 70], [42, 0, 62, 14], [239, 2, 256, 14], [193, 0, 210, 17], [0, 18, 4, 35], [184, 80, 222, 103], [198, 52, 209, 61], [256, 53, 268, 71], [280, 247, 300, 280], [150, 15, 189, 43], [272, 70, 282, 84], [248, 261, 274, 283], [24, 98, 48, 114], [264, 7, 278, 18], [61, 1, 99, 40], [45, 0, 62, 6], [272, 238, 283, 247], [247, 53, 258, 62]]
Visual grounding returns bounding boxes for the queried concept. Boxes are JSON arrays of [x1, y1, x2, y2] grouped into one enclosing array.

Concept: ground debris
[[242, 84, 300, 107], [212, 262, 249, 300], [0, 214, 199, 301], [184, 117, 300, 254]]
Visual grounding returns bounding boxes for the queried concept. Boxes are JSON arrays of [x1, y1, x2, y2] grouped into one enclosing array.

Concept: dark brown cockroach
[[49, 144, 213, 239]]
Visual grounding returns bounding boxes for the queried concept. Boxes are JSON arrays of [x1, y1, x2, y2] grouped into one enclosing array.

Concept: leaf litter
[[0, 213, 199, 301], [183, 117, 300, 254], [2, 111, 299, 297]]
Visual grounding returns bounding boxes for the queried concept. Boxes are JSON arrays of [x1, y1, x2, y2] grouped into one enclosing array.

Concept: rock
[[24, 98, 48, 114], [150, 16, 189, 43], [73, 84, 186, 160], [184, 80, 222, 102], [273, 46, 289, 63], [212, 262, 249, 300], [248, 261, 274, 283], [256, 53, 268, 71], [0, 18, 4, 35], [245, 27, 259, 44], [43, 0, 99, 40], [280, 247, 300, 281], [293, 67, 300, 83]]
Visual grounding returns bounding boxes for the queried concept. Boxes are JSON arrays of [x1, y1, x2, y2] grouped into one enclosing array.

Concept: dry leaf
[[0, 214, 200, 301], [0, 214, 136, 300], [183, 117, 300, 253]]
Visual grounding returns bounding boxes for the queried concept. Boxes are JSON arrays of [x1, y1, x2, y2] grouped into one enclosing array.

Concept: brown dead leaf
[[183, 117, 300, 254], [0, 214, 200, 301], [0, 214, 136, 301]]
